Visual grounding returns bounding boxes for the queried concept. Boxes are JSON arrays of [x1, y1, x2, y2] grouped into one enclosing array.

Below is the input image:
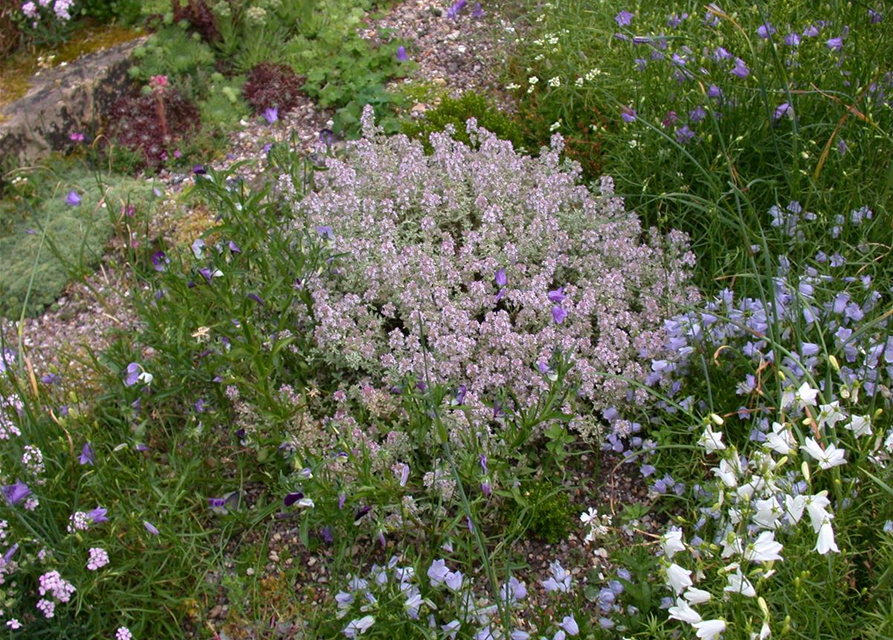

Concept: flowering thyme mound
[[290, 110, 696, 428]]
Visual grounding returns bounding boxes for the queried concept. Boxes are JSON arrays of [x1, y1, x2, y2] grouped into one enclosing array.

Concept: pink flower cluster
[[289, 109, 697, 427], [86, 547, 109, 571], [36, 570, 75, 617]]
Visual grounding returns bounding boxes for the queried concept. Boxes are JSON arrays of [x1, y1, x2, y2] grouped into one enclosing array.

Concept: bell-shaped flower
[[668, 598, 702, 624], [661, 529, 686, 558], [800, 438, 846, 470], [815, 518, 839, 554], [744, 531, 783, 563], [683, 587, 712, 604], [724, 568, 756, 597], [698, 426, 726, 453], [693, 619, 727, 640], [665, 563, 693, 594]]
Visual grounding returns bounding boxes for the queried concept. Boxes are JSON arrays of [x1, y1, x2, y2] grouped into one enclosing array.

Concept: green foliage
[[0, 159, 155, 318], [78, 0, 143, 25], [402, 92, 525, 153], [128, 25, 215, 84], [198, 73, 249, 129], [521, 480, 576, 544]]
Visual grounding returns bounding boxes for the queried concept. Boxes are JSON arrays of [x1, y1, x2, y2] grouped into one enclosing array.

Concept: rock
[[0, 37, 145, 166]]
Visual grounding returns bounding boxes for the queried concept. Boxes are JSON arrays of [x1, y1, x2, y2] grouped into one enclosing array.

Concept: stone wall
[[0, 37, 145, 166]]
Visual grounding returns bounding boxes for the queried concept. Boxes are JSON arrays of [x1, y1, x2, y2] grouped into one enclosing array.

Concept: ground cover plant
[[0, 156, 157, 317], [1, 0, 893, 639]]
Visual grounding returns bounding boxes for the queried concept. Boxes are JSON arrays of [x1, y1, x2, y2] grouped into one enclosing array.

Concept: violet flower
[[2, 480, 31, 506], [317, 225, 335, 240], [784, 32, 800, 46], [88, 507, 108, 524], [675, 125, 695, 144], [548, 287, 565, 303], [284, 492, 305, 507], [229, 241, 241, 253], [446, 0, 466, 19], [551, 305, 568, 324], [193, 165, 206, 175], [455, 385, 467, 405], [826, 36, 844, 51], [731, 58, 750, 78], [495, 269, 507, 287], [620, 106, 637, 123], [66, 190, 81, 206], [124, 363, 140, 387], [396, 46, 409, 62], [756, 22, 775, 39], [471, 2, 483, 18], [151, 251, 169, 272], [79, 443, 96, 466], [143, 521, 160, 535], [773, 102, 792, 122], [614, 10, 633, 27], [263, 107, 278, 124]]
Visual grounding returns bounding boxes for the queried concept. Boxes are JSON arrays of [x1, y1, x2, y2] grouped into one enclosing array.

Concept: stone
[[0, 37, 145, 166]]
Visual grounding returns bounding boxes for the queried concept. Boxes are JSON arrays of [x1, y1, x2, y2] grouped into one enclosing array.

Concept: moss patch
[[0, 157, 155, 318]]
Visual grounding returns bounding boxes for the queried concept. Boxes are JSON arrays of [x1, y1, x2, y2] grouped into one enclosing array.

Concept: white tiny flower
[[665, 563, 693, 594], [683, 587, 712, 604], [693, 619, 727, 640], [795, 382, 819, 408], [744, 531, 783, 563], [845, 415, 872, 437], [805, 492, 833, 533], [817, 402, 846, 430], [661, 529, 686, 559], [724, 568, 756, 597], [668, 598, 702, 624], [712, 459, 738, 487], [548, 76, 561, 87], [698, 426, 726, 453], [800, 438, 847, 470], [580, 507, 598, 525], [784, 494, 806, 524], [815, 518, 839, 555], [765, 422, 795, 455]]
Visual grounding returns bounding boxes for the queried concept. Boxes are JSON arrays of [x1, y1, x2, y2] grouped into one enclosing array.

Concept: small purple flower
[[199, 268, 214, 284], [41, 373, 59, 385], [495, 269, 507, 287], [396, 46, 409, 62], [193, 165, 206, 175], [124, 363, 140, 387], [756, 22, 775, 39], [689, 106, 706, 123], [209, 498, 227, 514], [446, 0, 466, 19], [837, 139, 848, 155], [319, 128, 335, 147], [316, 225, 335, 240], [548, 287, 565, 303], [784, 32, 800, 46], [79, 443, 96, 466], [667, 12, 687, 28], [195, 399, 206, 413], [66, 190, 81, 206], [481, 481, 492, 497], [455, 385, 467, 405], [712, 46, 732, 61], [471, 2, 483, 18], [479, 455, 488, 473], [2, 480, 30, 505], [338, 493, 347, 510], [284, 492, 305, 507], [151, 251, 168, 272], [558, 615, 579, 636], [620, 106, 637, 123], [803, 24, 820, 37], [869, 8, 883, 24], [354, 505, 372, 522], [773, 102, 792, 122], [731, 59, 750, 78], [826, 36, 844, 51], [229, 241, 241, 253], [88, 507, 108, 523], [247, 293, 264, 305], [263, 107, 278, 124], [70, 132, 85, 142], [662, 110, 678, 127], [551, 305, 568, 324], [707, 84, 722, 99], [676, 125, 695, 144], [143, 521, 160, 535], [614, 10, 634, 27]]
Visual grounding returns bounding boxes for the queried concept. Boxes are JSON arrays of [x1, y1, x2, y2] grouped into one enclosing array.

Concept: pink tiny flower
[[70, 132, 85, 142]]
